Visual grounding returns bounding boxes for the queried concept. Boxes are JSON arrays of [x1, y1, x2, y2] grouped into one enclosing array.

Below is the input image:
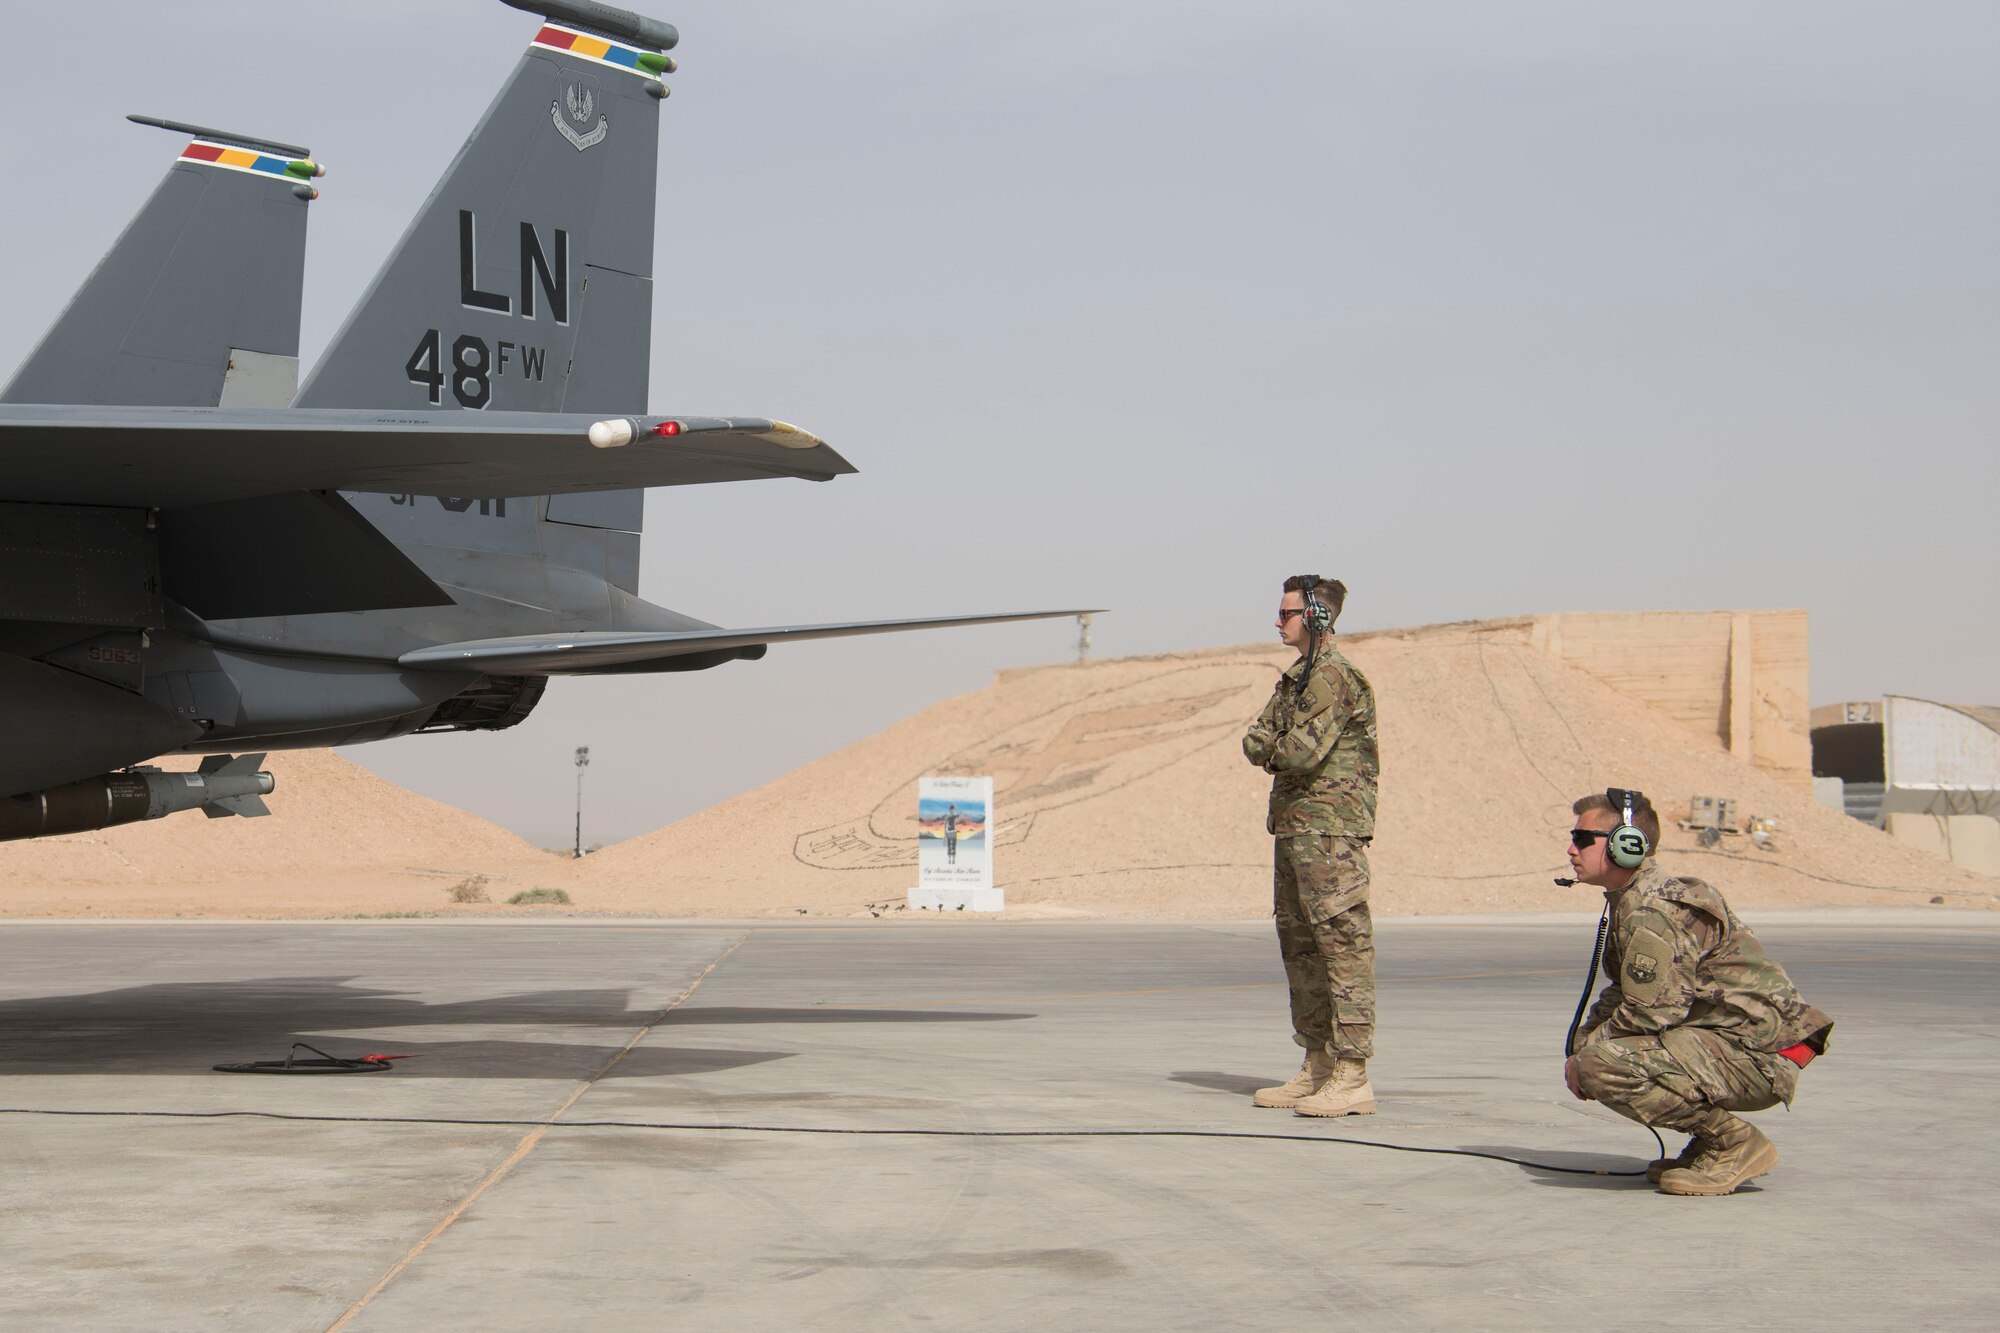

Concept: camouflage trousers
[[1272, 833, 1374, 1060], [1574, 1028, 1798, 1132]]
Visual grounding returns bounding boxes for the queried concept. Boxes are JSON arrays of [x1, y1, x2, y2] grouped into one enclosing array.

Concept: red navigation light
[[652, 420, 683, 437]]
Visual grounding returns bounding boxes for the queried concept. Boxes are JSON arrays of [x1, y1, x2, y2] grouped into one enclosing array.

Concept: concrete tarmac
[[1, 915, 1995, 1331]]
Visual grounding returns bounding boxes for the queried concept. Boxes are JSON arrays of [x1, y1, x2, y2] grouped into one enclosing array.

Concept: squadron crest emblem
[[552, 79, 608, 151]]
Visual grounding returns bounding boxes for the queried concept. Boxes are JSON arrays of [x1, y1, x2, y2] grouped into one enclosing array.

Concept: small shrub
[[507, 887, 572, 906], [447, 875, 492, 904]]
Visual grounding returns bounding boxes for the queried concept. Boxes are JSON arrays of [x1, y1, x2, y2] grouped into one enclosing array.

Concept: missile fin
[[206, 794, 272, 819], [199, 752, 267, 778]]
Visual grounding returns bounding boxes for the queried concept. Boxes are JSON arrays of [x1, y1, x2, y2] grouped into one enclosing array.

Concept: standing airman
[[1243, 575, 1381, 1116]]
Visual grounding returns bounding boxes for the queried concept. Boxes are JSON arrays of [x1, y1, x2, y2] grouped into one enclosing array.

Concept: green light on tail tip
[[638, 51, 677, 75], [284, 159, 326, 180]]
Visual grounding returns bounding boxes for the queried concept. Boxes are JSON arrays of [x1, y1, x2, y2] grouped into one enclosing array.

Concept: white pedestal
[[907, 887, 1005, 913]]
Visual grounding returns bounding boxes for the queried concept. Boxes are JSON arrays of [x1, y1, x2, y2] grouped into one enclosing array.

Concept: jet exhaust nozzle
[[0, 755, 275, 844]]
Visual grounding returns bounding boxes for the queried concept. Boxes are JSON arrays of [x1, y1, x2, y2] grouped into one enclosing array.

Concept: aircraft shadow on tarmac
[[0, 977, 1027, 1079]]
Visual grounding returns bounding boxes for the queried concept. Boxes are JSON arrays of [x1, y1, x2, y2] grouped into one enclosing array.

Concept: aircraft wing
[[0, 407, 850, 509], [398, 611, 1104, 675]]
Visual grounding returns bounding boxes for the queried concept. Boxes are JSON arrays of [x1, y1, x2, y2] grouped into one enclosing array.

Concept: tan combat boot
[[1253, 1049, 1337, 1109], [1658, 1114, 1778, 1196], [1646, 1137, 1704, 1185], [1293, 1057, 1375, 1117]]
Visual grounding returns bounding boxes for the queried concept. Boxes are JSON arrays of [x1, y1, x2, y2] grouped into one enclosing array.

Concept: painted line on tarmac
[[816, 968, 1574, 1009], [798, 952, 1984, 1011], [324, 932, 750, 1333], [828, 981, 1283, 1008]]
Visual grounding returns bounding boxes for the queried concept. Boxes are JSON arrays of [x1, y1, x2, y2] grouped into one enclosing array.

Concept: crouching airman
[[1563, 789, 1833, 1196]]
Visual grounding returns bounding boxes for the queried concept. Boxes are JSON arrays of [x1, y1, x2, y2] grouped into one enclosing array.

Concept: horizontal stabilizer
[[399, 610, 1105, 675], [0, 408, 853, 509]]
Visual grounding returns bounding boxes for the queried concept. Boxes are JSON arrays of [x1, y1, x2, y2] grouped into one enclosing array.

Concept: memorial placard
[[909, 775, 1001, 911]]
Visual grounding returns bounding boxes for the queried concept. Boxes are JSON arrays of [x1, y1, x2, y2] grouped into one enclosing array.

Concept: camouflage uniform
[[1571, 858, 1834, 1131], [1243, 641, 1380, 1059]]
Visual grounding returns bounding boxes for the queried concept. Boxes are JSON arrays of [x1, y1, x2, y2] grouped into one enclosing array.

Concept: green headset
[[1292, 580, 1335, 705], [1303, 581, 1333, 634], [1604, 787, 1651, 869]]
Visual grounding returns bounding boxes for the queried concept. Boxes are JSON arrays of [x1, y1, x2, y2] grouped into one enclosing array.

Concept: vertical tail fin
[[1, 117, 318, 408], [294, 3, 671, 417], [296, 1, 674, 597]]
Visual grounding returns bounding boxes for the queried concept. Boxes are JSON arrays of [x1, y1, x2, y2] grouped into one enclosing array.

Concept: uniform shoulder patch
[[1296, 673, 1335, 718], [1621, 923, 1677, 1006]]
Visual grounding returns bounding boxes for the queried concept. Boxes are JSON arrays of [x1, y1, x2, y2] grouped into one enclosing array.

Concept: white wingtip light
[[758, 420, 824, 449], [588, 418, 636, 449]]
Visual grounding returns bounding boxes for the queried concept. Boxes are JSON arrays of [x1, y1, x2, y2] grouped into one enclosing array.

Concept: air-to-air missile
[[0, 754, 275, 844]]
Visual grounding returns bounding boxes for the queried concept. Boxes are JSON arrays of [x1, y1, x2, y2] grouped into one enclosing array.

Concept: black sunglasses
[[1570, 829, 1614, 849], [1276, 608, 1305, 621]]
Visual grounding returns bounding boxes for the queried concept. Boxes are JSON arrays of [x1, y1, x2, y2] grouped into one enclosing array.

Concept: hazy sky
[[3, 2, 1993, 847]]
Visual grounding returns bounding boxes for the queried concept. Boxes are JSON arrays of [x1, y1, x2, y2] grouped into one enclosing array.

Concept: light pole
[[573, 745, 590, 858]]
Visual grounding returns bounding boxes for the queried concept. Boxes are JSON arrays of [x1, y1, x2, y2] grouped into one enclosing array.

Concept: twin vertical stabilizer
[[1, 118, 317, 408]]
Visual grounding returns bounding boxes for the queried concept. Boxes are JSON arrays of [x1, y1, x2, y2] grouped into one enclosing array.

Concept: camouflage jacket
[[1241, 641, 1379, 838], [1577, 859, 1834, 1057]]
